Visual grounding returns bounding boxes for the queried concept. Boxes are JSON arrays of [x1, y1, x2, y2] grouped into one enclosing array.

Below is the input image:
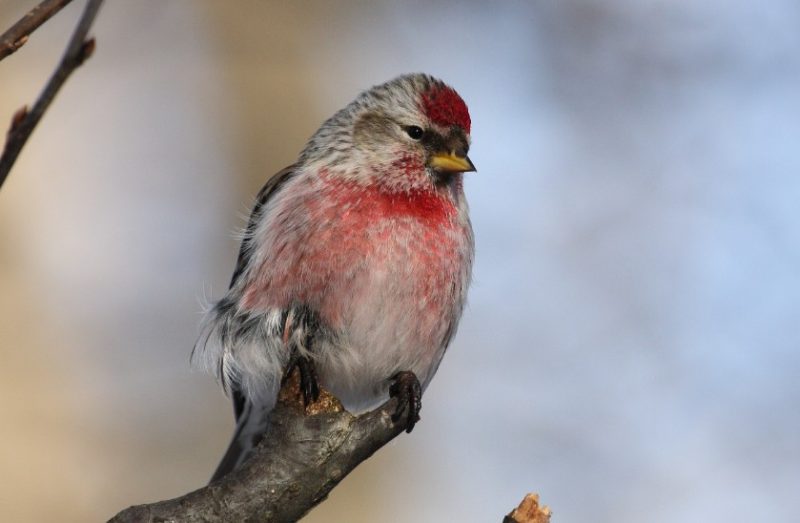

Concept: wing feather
[[229, 164, 298, 289], [227, 165, 296, 421]]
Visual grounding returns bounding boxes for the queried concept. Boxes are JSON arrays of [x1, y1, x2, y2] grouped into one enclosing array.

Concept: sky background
[[1, 1, 799, 521]]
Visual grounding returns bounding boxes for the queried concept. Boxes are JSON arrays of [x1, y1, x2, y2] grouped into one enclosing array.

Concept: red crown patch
[[421, 85, 471, 133]]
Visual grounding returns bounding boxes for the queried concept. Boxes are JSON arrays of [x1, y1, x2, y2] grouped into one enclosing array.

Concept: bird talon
[[389, 371, 422, 433], [283, 354, 320, 407], [297, 356, 320, 406]]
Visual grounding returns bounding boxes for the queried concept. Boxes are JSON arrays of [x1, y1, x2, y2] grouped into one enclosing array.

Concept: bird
[[194, 73, 475, 482]]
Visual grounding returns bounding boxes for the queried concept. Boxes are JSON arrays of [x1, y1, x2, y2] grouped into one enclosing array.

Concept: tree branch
[[109, 372, 549, 522], [0, 0, 104, 190], [109, 374, 408, 523], [0, 0, 75, 61]]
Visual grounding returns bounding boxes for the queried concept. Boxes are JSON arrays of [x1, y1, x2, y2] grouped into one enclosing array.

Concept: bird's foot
[[283, 355, 320, 407], [389, 371, 422, 433]]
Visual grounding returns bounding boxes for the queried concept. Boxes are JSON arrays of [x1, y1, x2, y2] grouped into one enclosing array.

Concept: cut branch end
[[504, 493, 552, 523]]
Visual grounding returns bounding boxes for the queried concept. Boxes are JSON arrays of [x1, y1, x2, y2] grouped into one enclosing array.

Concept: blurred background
[[1, 0, 799, 521]]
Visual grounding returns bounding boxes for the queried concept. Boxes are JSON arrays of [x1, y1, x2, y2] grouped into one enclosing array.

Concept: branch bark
[[109, 373, 549, 522], [0, 0, 104, 189], [0, 0, 75, 61], [109, 376, 408, 523]]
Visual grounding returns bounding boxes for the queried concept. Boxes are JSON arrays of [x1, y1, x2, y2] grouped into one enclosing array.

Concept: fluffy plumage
[[195, 73, 474, 481]]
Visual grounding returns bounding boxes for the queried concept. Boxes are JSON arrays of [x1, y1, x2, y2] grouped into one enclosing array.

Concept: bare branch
[[0, 0, 104, 189], [0, 0, 75, 61], [108, 374, 407, 523], [109, 372, 547, 521]]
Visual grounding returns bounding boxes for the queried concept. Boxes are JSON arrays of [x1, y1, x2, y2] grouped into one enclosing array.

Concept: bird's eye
[[404, 125, 425, 140]]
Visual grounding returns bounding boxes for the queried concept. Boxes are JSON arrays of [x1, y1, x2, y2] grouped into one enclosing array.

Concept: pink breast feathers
[[311, 180, 463, 323], [241, 177, 462, 330]]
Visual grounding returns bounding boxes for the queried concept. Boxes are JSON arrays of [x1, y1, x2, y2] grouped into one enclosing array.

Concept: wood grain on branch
[[0, 0, 75, 61], [109, 372, 407, 523], [0, 0, 103, 189]]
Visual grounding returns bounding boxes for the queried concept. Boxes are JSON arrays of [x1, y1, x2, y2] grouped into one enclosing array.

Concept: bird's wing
[[229, 164, 298, 289], [226, 165, 297, 421], [211, 165, 299, 483]]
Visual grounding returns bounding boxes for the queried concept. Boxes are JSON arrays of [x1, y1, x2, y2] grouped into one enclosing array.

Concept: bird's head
[[302, 74, 475, 190]]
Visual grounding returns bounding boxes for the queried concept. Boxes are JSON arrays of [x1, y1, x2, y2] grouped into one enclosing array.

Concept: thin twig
[[0, 0, 104, 190], [0, 0, 75, 61]]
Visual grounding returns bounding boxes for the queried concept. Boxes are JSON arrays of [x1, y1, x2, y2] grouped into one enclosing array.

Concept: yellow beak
[[428, 151, 476, 173]]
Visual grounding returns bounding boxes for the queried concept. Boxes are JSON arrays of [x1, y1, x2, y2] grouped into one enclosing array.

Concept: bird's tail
[[210, 394, 273, 483]]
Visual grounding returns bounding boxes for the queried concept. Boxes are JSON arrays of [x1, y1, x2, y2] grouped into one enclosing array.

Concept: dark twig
[[0, 0, 103, 190], [0, 0, 75, 61], [108, 373, 408, 523]]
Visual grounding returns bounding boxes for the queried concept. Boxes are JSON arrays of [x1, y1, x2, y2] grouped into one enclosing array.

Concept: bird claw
[[283, 355, 320, 407], [298, 357, 320, 406], [389, 371, 422, 433]]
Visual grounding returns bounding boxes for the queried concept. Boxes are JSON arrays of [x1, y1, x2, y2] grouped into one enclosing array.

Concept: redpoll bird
[[196, 73, 475, 482]]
